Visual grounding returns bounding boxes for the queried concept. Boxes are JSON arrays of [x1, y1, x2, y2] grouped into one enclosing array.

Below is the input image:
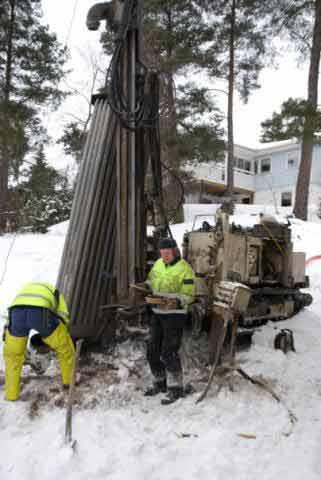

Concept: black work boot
[[144, 379, 167, 397], [161, 386, 183, 405]]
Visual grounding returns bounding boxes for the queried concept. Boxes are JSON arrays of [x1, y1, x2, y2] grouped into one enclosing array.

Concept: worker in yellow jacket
[[144, 237, 195, 405], [3, 282, 75, 401]]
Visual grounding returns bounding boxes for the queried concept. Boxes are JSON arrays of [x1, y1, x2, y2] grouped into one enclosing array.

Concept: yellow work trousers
[[43, 322, 75, 386], [4, 323, 75, 401], [4, 331, 28, 401]]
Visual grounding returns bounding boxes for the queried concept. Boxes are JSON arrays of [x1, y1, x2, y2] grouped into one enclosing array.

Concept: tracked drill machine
[[183, 209, 312, 361], [57, 0, 169, 344]]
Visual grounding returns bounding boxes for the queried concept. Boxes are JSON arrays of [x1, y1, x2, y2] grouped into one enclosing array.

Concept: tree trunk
[[294, 0, 321, 220], [160, 8, 183, 222], [0, 0, 15, 232], [226, 0, 236, 198], [162, 70, 184, 222]]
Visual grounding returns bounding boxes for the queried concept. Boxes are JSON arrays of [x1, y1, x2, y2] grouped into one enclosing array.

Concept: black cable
[[105, 0, 162, 131], [104, 0, 180, 235]]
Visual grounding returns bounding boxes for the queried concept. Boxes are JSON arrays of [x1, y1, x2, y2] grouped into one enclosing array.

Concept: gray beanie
[[158, 237, 177, 249]]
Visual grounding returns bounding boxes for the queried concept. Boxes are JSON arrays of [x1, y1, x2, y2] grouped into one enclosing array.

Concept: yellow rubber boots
[[43, 322, 75, 385], [4, 331, 28, 401]]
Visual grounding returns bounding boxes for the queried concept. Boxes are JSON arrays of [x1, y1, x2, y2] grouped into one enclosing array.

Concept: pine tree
[[260, 98, 321, 142], [57, 50, 104, 165], [206, 0, 273, 197], [19, 145, 73, 232], [143, 0, 225, 162], [24, 145, 59, 196], [294, 0, 320, 221], [268, 0, 321, 220], [58, 122, 86, 164], [0, 0, 67, 231], [101, 0, 225, 219]]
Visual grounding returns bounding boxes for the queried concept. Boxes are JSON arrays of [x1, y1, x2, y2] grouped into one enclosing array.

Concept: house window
[[244, 160, 251, 172], [261, 157, 271, 173], [238, 158, 244, 170], [234, 157, 244, 169], [254, 160, 258, 174], [281, 191, 292, 207], [287, 153, 298, 168], [234, 157, 250, 171]]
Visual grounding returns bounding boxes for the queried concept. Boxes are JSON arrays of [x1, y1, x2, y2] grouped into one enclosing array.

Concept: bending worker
[[144, 237, 195, 405], [3, 282, 75, 401]]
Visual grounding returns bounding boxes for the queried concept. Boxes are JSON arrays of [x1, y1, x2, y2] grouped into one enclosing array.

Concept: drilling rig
[[57, 0, 169, 344], [57, 1, 312, 357], [183, 211, 312, 327]]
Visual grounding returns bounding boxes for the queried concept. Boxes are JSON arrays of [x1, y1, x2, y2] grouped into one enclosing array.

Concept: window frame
[[233, 156, 252, 172], [287, 152, 298, 169], [260, 157, 271, 174], [281, 191, 292, 207], [254, 160, 258, 174], [244, 160, 251, 172]]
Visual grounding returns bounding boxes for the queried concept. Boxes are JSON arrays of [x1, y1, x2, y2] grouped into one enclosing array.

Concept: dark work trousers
[[147, 313, 186, 388], [9, 306, 59, 337]]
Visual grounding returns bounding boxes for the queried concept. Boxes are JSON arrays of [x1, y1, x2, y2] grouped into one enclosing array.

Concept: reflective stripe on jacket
[[9, 282, 69, 324], [147, 258, 195, 314]]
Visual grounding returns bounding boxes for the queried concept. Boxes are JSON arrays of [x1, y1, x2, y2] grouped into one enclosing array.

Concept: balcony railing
[[190, 162, 255, 191]]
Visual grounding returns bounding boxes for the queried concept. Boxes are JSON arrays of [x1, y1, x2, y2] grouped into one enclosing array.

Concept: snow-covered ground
[[1, 210, 321, 480]]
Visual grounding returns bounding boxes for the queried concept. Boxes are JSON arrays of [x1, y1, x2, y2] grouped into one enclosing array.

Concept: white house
[[185, 139, 321, 219]]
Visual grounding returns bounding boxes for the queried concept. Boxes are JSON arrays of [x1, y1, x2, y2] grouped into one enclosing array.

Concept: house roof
[[236, 138, 300, 157]]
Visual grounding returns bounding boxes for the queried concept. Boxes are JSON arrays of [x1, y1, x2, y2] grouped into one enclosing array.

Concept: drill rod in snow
[[65, 339, 83, 447]]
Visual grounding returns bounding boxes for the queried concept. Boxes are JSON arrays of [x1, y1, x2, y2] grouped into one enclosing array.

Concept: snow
[[1, 208, 321, 480], [253, 138, 299, 150], [183, 203, 294, 224]]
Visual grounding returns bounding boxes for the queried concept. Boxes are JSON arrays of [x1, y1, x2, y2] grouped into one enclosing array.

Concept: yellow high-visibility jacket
[[9, 282, 69, 324], [147, 257, 195, 314]]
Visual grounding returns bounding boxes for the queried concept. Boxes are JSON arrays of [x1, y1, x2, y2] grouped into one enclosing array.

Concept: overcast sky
[[41, 0, 314, 168]]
